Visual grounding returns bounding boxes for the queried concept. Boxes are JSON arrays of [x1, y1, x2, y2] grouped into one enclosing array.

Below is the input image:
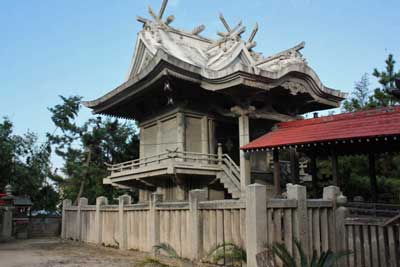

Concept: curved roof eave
[[82, 49, 346, 112]]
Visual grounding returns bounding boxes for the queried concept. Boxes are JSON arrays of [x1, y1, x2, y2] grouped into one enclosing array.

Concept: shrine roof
[[83, 0, 346, 114], [241, 106, 400, 151]]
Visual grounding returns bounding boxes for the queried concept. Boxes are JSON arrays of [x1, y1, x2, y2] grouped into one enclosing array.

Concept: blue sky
[[0, 0, 399, 141]]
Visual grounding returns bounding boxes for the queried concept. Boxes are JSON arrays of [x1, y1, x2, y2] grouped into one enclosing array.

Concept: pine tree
[[370, 54, 400, 107]]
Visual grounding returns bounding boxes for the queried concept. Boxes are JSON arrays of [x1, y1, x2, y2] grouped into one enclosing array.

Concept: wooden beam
[[216, 104, 297, 122], [273, 149, 282, 196], [369, 153, 378, 202]]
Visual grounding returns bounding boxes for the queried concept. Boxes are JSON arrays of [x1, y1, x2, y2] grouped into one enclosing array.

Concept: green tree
[[370, 54, 400, 107], [335, 54, 400, 202], [47, 96, 140, 204], [0, 117, 58, 211], [342, 73, 370, 112]]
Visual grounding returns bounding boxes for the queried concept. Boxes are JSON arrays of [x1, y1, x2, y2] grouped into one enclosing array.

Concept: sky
[[0, 0, 399, 143]]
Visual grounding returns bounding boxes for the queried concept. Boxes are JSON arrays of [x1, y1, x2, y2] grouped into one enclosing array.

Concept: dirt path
[[0, 238, 161, 267]]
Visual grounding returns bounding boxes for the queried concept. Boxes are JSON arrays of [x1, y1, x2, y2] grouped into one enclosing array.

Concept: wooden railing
[[345, 216, 400, 267], [106, 151, 240, 185], [346, 202, 400, 217], [106, 151, 221, 174]]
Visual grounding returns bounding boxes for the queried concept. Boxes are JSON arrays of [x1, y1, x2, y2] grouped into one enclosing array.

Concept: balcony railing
[[106, 150, 224, 175]]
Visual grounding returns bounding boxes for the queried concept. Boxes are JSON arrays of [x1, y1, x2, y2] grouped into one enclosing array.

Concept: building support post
[[246, 184, 267, 267], [208, 119, 216, 154], [273, 149, 282, 196], [310, 154, 318, 197], [331, 150, 339, 186], [95, 196, 108, 245], [156, 120, 162, 155], [176, 112, 185, 154], [118, 194, 131, 250], [239, 114, 251, 197], [201, 116, 209, 155], [289, 148, 300, 184], [149, 193, 163, 253], [189, 189, 207, 260], [61, 199, 72, 239], [369, 152, 378, 202]]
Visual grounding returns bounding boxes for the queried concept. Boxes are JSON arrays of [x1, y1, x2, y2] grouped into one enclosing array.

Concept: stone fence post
[[189, 189, 207, 260], [77, 197, 88, 241], [1, 206, 13, 239], [118, 194, 131, 250], [323, 186, 349, 260], [95, 196, 108, 245], [149, 193, 163, 253], [287, 184, 309, 260], [246, 183, 267, 267], [61, 199, 72, 239]]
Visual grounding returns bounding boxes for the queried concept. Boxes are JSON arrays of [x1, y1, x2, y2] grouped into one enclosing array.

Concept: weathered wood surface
[[345, 218, 400, 267], [61, 190, 399, 267]]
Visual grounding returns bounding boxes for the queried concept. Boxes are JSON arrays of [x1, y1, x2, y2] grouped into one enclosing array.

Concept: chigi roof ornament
[[137, 0, 205, 36], [83, 0, 346, 119]]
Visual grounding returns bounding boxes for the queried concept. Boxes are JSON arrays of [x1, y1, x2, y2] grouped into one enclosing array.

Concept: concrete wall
[[62, 186, 365, 266], [28, 217, 61, 238]]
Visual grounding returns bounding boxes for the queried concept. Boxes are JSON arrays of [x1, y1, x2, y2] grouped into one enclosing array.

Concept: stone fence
[[62, 184, 400, 267], [0, 206, 13, 240]]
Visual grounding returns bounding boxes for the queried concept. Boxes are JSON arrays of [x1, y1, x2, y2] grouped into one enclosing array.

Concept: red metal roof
[[241, 107, 400, 151]]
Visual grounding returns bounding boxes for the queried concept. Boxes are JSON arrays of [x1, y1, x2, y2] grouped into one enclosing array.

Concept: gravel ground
[[0, 238, 183, 267]]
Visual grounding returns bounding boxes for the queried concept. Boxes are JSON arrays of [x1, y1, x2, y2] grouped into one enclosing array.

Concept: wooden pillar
[[289, 148, 300, 184], [273, 149, 282, 196], [176, 112, 185, 152], [239, 115, 251, 197], [331, 150, 339, 186], [369, 153, 378, 202], [208, 119, 216, 154], [156, 120, 162, 154], [201, 116, 209, 154], [310, 154, 318, 196]]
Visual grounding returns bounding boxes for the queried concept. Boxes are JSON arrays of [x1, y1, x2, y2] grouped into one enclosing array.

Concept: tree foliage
[[334, 54, 400, 202], [0, 117, 58, 211], [343, 54, 400, 112], [342, 73, 371, 112], [47, 95, 140, 204]]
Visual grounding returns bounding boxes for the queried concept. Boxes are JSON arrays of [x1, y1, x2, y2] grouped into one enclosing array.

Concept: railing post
[[61, 199, 72, 239], [95, 196, 108, 245], [217, 143, 223, 165], [323, 186, 349, 263], [149, 193, 163, 253], [77, 197, 88, 241], [287, 184, 309, 259], [118, 194, 131, 250], [189, 189, 207, 260], [335, 197, 349, 265], [323, 185, 342, 252], [246, 183, 267, 267]]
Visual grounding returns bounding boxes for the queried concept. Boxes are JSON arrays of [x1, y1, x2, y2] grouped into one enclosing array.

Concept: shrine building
[[83, 0, 346, 202]]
